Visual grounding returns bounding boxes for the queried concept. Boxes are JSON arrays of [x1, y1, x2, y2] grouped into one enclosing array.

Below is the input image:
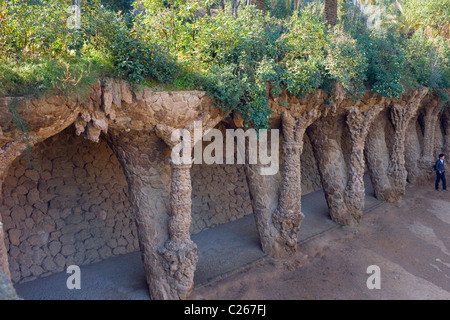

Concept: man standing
[[435, 154, 447, 191]]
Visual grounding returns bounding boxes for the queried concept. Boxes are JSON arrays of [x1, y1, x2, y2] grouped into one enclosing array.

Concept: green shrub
[[0, 0, 448, 130]]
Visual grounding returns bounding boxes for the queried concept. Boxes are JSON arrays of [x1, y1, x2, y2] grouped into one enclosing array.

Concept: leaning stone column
[[272, 110, 321, 257], [308, 114, 350, 224], [389, 88, 428, 198], [157, 160, 198, 300], [105, 132, 174, 300], [365, 110, 396, 202], [246, 108, 321, 258], [344, 105, 384, 223]]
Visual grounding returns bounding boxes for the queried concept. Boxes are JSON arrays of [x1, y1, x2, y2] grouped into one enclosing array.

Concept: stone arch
[[0, 95, 81, 279], [404, 93, 443, 184], [1, 126, 138, 283]]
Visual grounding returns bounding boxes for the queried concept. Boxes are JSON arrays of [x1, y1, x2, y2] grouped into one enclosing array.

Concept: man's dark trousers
[[436, 171, 447, 190]]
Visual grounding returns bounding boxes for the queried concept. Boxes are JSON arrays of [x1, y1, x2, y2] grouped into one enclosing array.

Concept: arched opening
[[1, 126, 139, 285], [190, 122, 254, 233], [189, 121, 260, 285]]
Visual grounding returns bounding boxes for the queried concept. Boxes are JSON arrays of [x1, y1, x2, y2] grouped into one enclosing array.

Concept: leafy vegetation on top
[[0, 0, 448, 129]]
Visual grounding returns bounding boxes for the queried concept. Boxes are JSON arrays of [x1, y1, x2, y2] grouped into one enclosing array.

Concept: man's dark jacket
[[436, 159, 445, 172]]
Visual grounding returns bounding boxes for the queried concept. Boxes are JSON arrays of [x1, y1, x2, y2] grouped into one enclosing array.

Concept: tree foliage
[[0, 0, 448, 128]]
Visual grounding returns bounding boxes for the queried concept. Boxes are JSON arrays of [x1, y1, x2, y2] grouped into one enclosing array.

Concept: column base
[[270, 210, 304, 258], [157, 239, 198, 300]]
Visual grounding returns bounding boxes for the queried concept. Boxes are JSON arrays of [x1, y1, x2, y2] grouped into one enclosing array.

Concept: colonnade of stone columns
[[0, 82, 446, 301]]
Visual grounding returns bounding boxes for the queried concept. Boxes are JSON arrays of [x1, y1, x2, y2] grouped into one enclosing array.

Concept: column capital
[[169, 158, 194, 169], [282, 141, 303, 150]]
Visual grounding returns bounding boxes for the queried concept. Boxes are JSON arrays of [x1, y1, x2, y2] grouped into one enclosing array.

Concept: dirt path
[[195, 185, 450, 300]]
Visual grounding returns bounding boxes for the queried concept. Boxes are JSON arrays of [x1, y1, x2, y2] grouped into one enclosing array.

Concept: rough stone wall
[[191, 163, 253, 234], [434, 119, 444, 156], [405, 119, 424, 183], [1, 127, 138, 283], [300, 135, 322, 195]]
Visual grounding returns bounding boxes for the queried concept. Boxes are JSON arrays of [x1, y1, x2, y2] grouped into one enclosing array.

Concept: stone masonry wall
[[300, 134, 322, 195], [191, 163, 253, 234]]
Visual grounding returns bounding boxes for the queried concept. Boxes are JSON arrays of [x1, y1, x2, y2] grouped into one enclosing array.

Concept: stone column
[[308, 114, 349, 224], [365, 110, 395, 202], [309, 104, 384, 226], [157, 160, 198, 300], [389, 89, 428, 198], [106, 131, 179, 300], [244, 149, 281, 257], [246, 108, 321, 258], [344, 105, 384, 223], [272, 110, 321, 256]]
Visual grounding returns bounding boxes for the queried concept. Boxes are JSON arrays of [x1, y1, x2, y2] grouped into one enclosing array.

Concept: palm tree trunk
[[252, 0, 266, 12], [324, 0, 337, 28]]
